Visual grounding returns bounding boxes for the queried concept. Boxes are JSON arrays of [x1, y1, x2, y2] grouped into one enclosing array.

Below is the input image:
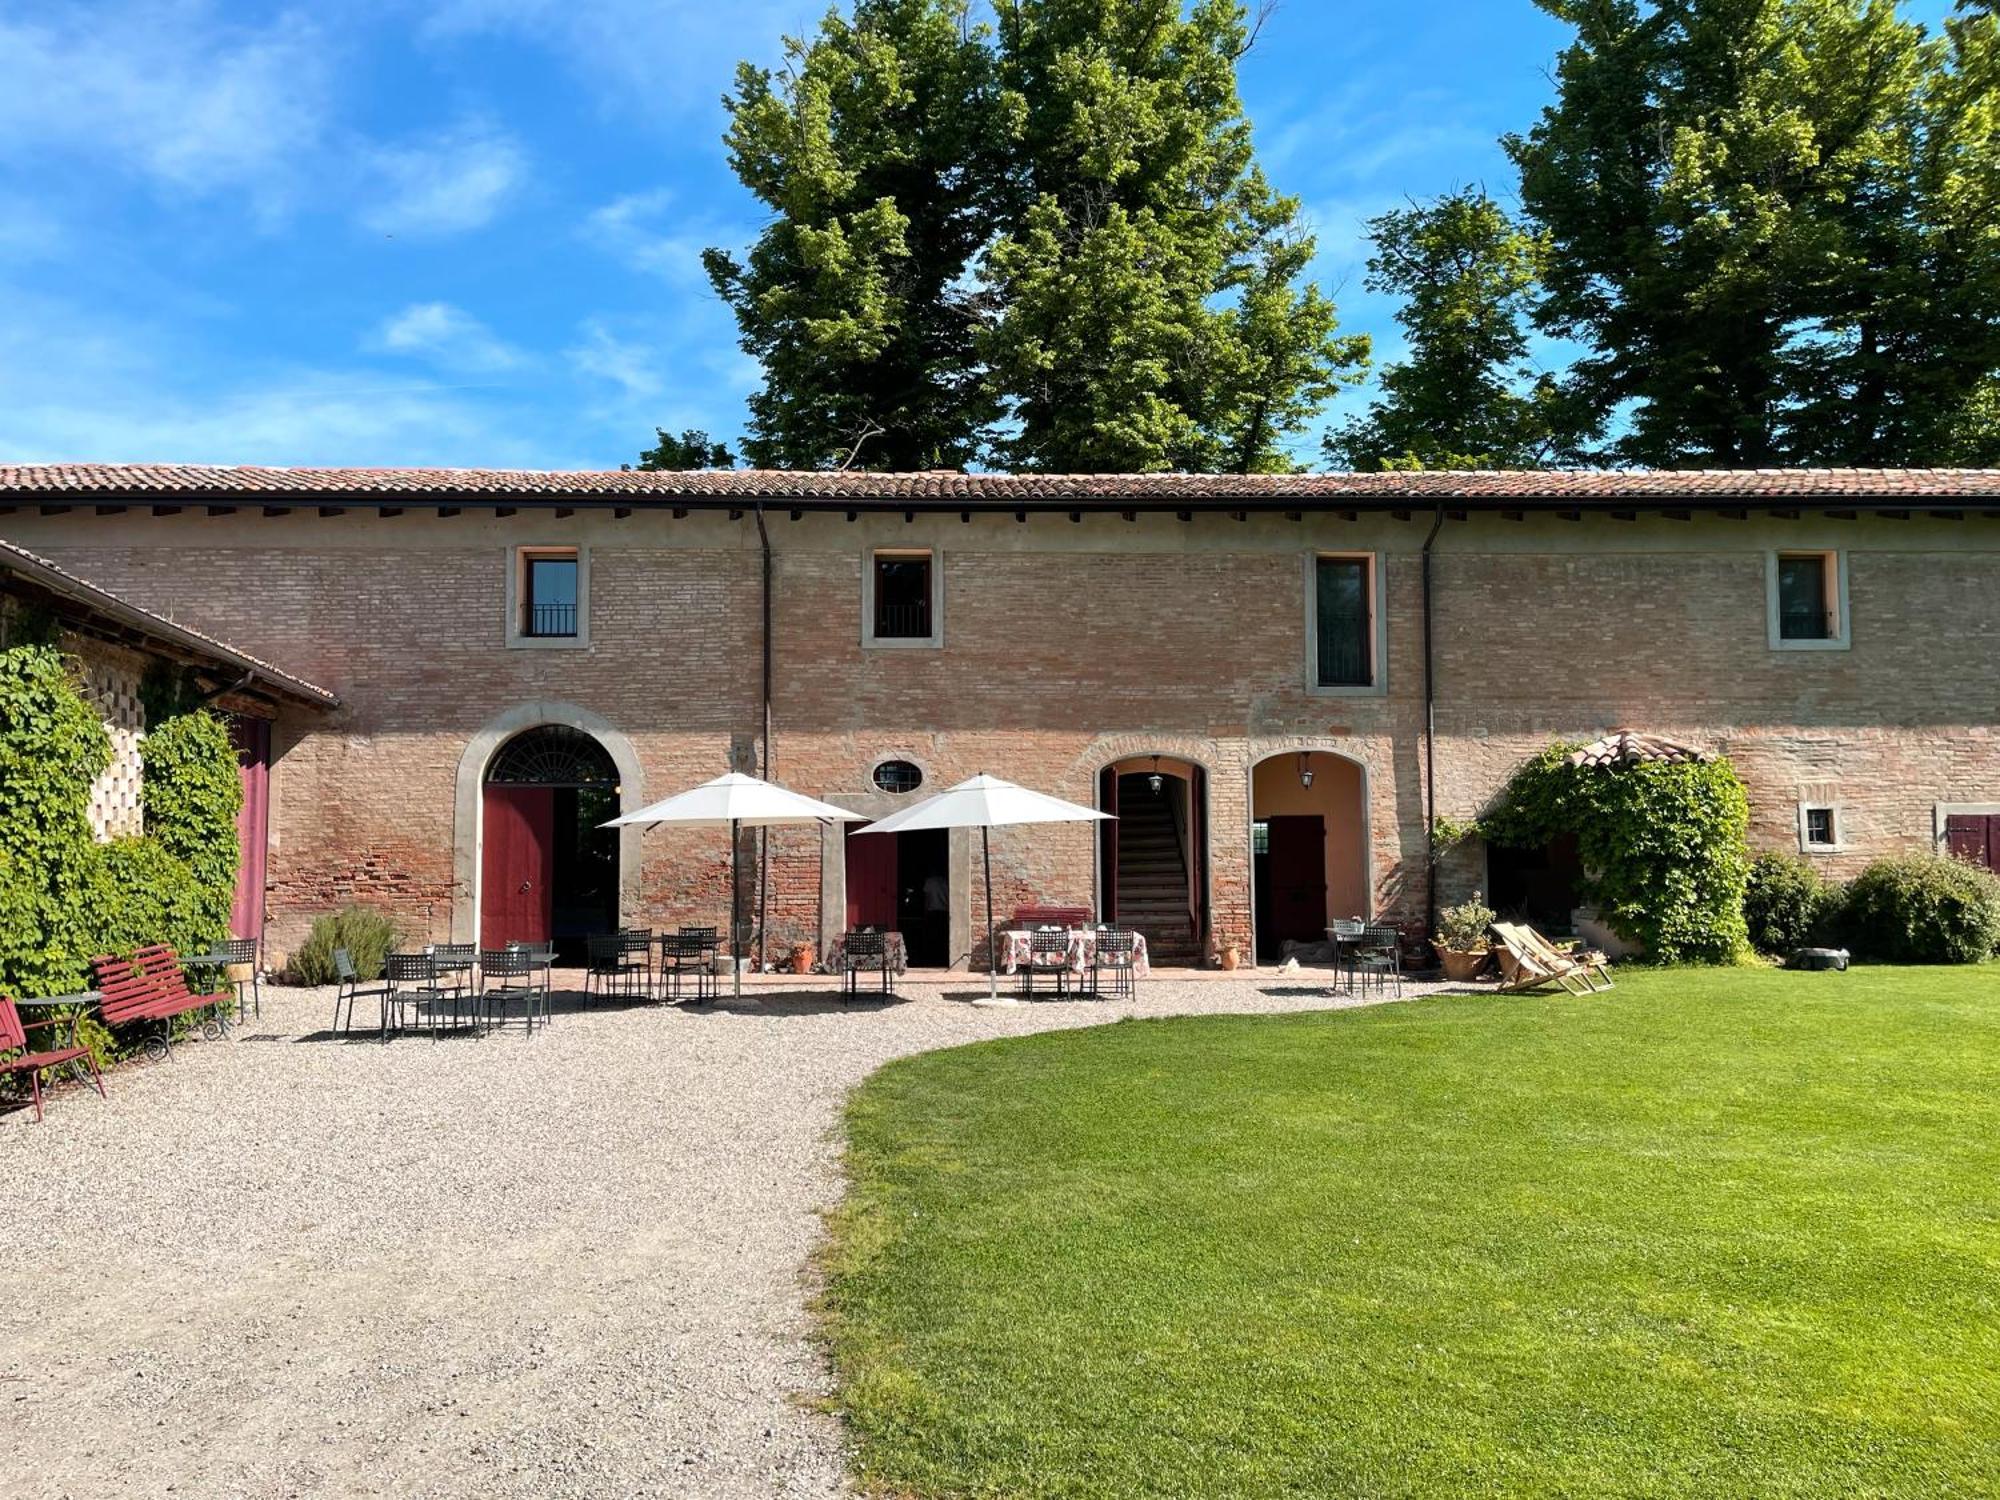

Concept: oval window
[[872, 760, 924, 794]]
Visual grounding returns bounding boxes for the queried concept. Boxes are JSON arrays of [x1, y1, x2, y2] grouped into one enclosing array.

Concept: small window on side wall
[[1769, 550, 1848, 650], [1311, 553, 1378, 692], [1800, 804, 1839, 852], [864, 549, 941, 647]]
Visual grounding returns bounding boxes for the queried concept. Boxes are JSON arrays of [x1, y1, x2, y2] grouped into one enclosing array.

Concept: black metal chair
[[584, 934, 633, 1004], [839, 931, 894, 1004], [426, 942, 477, 1007], [1327, 918, 1366, 990], [1089, 928, 1140, 1001], [1022, 929, 1072, 999], [331, 947, 391, 1036], [214, 937, 261, 1020], [660, 933, 717, 1005], [481, 947, 542, 1035], [1351, 924, 1404, 999], [382, 952, 445, 1039], [617, 928, 655, 999], [506, 940, 556, 1026]]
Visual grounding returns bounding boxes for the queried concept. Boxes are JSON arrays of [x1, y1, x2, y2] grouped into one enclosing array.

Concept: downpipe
[[754, 500, 774, 974], [1420, 500, 1447, 940]]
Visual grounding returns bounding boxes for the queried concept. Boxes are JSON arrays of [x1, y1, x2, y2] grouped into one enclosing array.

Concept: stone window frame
[[505, 544, 590, 651], [861, 547, 944, 650], [1796, 800, 1845, 855], [1766, 548, 1850, 652], [1303, 550, 1388, 699]]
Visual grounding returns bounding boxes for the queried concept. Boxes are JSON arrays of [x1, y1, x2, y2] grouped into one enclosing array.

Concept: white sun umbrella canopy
[[605, 772, 864, 1000], [855, 773, 1110, 1004]]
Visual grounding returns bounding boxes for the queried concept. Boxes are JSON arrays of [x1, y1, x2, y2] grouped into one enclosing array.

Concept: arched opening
[[1097, 754, 1208, 966], [481, 724, 620, 961], [1250, 750, 1368, 963]]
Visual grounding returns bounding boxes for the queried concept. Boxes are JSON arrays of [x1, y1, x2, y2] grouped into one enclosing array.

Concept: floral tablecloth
[[996, 928, 1151, 979], [825, 931, 909, 976]]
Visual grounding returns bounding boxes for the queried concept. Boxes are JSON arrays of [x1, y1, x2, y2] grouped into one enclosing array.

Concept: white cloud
[[582, 189, 723, 286], [369, 302, 523, 373], [565, 318, 665, 403], [0, 2, 331, 210], [421, 0, 795, 119], [360, 122, 525, 237]]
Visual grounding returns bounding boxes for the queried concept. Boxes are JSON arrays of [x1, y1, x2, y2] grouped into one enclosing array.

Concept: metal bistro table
[[179, 945, 255, 1032]]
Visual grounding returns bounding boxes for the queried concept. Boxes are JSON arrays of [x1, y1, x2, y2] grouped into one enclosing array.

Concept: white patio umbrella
[[605, 772, 864, 1001], [854, 773, 1110, 1005]]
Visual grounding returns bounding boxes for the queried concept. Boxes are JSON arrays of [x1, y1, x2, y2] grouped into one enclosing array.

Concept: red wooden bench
[[2, 997, 107, 1123], [88, 945, 230, 1061], [1012, 905, 1094, 929]]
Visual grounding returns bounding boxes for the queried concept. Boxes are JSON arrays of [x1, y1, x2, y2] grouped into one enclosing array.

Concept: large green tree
[[1508, 0, 2000, 467], [1324, 190, 1583, 470], [703, 0, 1006, 470], [702, 0, 1363, 473]]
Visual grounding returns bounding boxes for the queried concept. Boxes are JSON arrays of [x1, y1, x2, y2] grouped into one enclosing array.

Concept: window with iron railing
[[1776, 554, 1835, 642], [873, 553, 934, 640], [1314, 555, 1374, 688], [523, 554, 579, 639]]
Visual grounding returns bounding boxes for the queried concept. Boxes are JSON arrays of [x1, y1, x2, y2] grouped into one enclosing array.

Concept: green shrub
[[1479, 745, 1752, 964], [1436, 891, 1497, 952], [287, 906, 399, 985], [140, 709, 242, 941], [1743, 853, 1836, 956], [1838, 854, 2000, 965]]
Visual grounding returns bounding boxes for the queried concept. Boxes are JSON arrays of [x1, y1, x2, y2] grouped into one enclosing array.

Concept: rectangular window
[[1804, 806, 1836, 848], [523, 551, 579, 638], [868, 550, 937, 644], [1776, 553, 1835, 641], [1314, 555, 1374, 689]]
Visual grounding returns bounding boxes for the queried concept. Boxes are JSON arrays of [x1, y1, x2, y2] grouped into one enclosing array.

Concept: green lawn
[[824, 969, 2000, 1498]]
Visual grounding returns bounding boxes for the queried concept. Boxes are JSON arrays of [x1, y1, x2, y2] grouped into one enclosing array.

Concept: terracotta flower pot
[[787, 944, 814, 975], [1218, 944, 1241, 971], [1439, 948, 1488, 982]]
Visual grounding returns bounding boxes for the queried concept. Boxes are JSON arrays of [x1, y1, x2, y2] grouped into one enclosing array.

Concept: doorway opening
[[481, 725, 619, 962], [1250, 750, 1367, 963], [1486, 833, 1584, 934], [1097, 757, 1207, 966], [844, 825, 950, 967]]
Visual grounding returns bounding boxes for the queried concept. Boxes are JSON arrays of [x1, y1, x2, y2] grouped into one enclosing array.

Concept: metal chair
[[1088, 928, 1140, 1001], [617, 928, 656, 999], [480, 948, 542, 1035], [584, 934, 633, 1004], [331, 947, 391, 1036], [426, 943, 477, 1007], [1327, 918, 1366, 990], [660, 933, 717, 1005], [213, 936, 261, 1020], [839, 931, 893, 1004], [1351, 924, 1404, 999], [382, 952, 445, 1039], [1021, 929, 1072, 1000]]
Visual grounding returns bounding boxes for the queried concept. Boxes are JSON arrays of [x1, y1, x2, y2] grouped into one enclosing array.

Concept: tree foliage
[[1480, 743, 1752, 964], [1324, 190, 1583, 470], [703, 0, 1364, 472], [634, 429, 736, 471], [1506, 0, 2000, 467]]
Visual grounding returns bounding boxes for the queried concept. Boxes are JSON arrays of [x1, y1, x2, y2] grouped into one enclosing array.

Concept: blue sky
[[0, 0, 1961, 471]]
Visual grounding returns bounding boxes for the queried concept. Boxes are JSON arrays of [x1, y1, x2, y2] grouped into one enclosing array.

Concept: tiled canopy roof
[[1569, 731, 1714, 769], [2, 462, 1998, 507], [0, 538, 337, 707]]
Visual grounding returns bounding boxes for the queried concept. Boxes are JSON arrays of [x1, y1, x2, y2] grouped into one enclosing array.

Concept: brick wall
[[10, 507, 1997, 963]]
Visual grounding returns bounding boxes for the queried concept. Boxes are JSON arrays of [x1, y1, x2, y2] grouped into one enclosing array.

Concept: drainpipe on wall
[[1420, 500, 1447, 940], [754, 499, 775, 973]]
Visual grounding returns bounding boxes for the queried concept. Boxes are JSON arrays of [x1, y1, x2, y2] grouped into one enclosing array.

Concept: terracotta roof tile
[[1569, 731, 1714, 769], [2, 462, 1998, 505]]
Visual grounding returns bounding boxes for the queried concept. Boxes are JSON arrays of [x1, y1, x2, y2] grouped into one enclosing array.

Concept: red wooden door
[[845, 825, 898, 929], [1945, 814, 1997, 870], [482, 785, 555, 944], [228, 717, 270, 942], [1098, 767, 1119, 921], [1266, 814, 1328, 945]]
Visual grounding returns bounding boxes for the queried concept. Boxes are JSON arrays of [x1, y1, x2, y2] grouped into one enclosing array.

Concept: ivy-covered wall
[[0, 639, 244, 1011]]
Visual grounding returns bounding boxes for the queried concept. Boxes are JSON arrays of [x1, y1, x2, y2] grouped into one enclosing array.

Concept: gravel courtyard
[[0, 970, 1444, 1498]]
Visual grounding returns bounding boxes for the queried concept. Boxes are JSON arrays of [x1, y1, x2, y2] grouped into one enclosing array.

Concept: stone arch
[[452, 701, 646, 944], [1081, 740, 1221, 966]]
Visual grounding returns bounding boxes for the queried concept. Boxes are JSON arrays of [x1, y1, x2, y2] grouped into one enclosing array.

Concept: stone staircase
[[1115, 786, 1202, 966]]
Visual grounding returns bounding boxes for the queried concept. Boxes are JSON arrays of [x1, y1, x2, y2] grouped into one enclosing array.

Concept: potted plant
[[1435, 891, 1497, 981], [787, 941, 815, 975]]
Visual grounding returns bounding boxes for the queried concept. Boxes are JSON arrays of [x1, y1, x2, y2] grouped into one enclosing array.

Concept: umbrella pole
[[732, 816, 743, 1003], [984, 826, 997, 1004]]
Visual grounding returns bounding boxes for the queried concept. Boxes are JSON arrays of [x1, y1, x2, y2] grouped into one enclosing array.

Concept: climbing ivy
[[141, 708, 242, 941], [1479, 742, 1752, 964]]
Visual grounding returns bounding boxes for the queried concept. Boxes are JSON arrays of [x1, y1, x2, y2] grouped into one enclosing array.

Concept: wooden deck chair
[[1489, 922, 1597, 997], [1514, 923, 1614, 993]]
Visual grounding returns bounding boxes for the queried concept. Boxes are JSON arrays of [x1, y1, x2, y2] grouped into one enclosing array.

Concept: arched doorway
[[482, 725, 620, 961], [1250, 750, 1369, 962], [1097, 755, 1208, 966]]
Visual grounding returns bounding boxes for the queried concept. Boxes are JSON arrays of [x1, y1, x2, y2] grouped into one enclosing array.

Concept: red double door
[[482, 785, 555, 945], [1945, 814, 1998, 871]]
